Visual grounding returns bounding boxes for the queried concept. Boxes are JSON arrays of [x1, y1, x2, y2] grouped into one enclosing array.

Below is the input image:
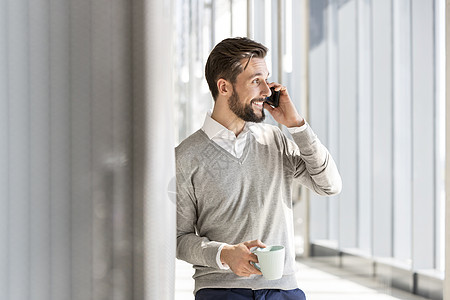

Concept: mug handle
[[250, 261, 261, 271], [250, 247, 262, 271]]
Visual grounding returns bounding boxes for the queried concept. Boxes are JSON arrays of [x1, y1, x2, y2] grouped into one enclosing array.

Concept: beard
[[228, 86, 265, 123]]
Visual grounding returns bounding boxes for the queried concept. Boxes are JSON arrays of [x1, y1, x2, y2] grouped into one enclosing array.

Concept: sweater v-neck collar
[[197, 129, 252, 165]]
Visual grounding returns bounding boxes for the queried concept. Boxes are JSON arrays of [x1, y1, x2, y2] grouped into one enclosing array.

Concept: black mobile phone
[[264, 87, 280, 108]]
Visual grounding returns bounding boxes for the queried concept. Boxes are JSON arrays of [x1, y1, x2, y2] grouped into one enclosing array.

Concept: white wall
[[308, 0, 445, 274]]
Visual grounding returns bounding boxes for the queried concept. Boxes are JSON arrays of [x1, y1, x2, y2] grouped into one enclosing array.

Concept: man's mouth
[[251, 99, 265, 109]]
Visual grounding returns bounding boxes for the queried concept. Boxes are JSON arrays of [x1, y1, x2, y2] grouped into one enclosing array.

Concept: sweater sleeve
[[175, 163, 227, 269], [285, 123, 342, 196]]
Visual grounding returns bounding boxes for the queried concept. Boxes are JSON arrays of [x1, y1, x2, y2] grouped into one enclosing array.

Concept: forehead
[[237, 57, 269, 81]]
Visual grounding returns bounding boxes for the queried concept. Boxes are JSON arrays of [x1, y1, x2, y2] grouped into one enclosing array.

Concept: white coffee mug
[[252, 245, 285, 280]]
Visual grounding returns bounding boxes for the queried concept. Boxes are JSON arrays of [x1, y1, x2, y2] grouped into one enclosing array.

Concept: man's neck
[[211, 106, 245, 137]]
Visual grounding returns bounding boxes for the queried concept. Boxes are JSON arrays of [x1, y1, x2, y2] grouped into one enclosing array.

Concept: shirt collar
[[202, 110, 253, 140]]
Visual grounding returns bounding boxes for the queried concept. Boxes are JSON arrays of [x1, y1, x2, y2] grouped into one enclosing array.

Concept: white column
[[300, 0, 311, 257], [277, 0, 283, 84], [0, 0, 7, 296], [247, 0, 254, 38], [337, 0, 358, 249], [309, 0, 329, 242], [132, 0, 176, 299], [8, 1, 31, 298], [372, 0, 393, 258], [356, 0, 373, 255], [444, 1, 450, 299], [411, 0, 436, 270]]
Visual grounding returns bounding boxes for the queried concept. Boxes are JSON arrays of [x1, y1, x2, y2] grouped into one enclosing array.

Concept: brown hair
[[205, 37, 268, 100]]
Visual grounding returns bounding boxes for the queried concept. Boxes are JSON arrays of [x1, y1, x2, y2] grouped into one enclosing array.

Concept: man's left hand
[[264, 83, 305, 128]]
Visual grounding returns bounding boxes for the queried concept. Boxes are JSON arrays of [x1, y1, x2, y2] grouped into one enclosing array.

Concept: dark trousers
[[195, 288, 306, 300]]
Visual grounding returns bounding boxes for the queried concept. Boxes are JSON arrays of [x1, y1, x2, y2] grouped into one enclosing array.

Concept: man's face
[[227, 57, 271, 123]]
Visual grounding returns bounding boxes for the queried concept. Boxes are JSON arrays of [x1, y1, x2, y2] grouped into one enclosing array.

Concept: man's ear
[[217, 78, 231, 96]]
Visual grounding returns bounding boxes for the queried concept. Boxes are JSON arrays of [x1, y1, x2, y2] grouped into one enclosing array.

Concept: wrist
[[220, 245, 233, 265], [286, 116, 305, 128]]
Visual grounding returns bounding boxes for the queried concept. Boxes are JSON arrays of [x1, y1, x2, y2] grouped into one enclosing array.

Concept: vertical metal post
[[230, 0, 233, 35], [277, 0, 283, 84], [301, 0, 310, 127], [247, 0, 254, 38], [211, 0, 216, 44], [444, 2, 450, 299], [301, 0, 311, 257], [276, 0, 284, 133]]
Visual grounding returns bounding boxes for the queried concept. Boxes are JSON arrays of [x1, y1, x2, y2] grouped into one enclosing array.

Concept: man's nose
[[261, 81, 271, 98]]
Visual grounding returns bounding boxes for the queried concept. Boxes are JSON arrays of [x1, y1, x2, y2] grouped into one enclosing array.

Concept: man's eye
[[253, 79, 260, 84]]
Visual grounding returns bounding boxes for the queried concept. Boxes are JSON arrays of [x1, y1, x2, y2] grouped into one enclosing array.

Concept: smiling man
[[176, 37, 342, 300]]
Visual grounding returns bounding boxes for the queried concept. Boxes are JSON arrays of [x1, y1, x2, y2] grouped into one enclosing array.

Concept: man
[[176, 37, 341, 300]]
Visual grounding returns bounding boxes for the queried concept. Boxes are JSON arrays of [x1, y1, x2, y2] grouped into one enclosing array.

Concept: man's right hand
[[220, 239, 266, 277]]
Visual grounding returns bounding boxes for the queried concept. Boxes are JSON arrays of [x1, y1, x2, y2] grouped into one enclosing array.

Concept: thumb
[[244, 239, 266, 249]]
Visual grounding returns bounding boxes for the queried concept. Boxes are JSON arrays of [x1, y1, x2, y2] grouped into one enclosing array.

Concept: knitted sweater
[[175, 123, 341, 294]]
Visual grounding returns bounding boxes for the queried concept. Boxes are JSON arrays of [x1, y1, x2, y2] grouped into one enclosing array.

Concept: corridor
[[175, 258, 431, 300]]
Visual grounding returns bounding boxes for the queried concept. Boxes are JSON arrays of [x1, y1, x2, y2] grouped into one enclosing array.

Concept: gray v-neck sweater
[[176, 123, 341, 294]]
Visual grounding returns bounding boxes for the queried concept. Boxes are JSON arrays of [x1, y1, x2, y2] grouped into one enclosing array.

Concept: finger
[[279, 86, 289, 96], [248, 253, 259, 263], [268, 82, 285, 93], [240, 265, 255, 277], [272, 85, 289, 98], [244, 239, 266, 249], [247, 262, 262, 275], [268, 83, 285, 91], [267, 81, 277, 88], [237, 270, 251, 277], [274, 85, 285, 92]]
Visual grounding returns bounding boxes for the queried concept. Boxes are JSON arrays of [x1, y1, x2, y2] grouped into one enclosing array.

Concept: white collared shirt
[[201, 111, 252, 158], [200, 110, 308, 270], [201, 111, 308, 158]]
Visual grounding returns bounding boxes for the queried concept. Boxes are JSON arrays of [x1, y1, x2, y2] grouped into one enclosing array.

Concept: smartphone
[[264, 87, 280, 108]]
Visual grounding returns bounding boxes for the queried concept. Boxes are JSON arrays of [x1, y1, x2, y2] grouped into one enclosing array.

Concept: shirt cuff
[[287, 121, 308, 134], [216, 243, 230, 270]]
